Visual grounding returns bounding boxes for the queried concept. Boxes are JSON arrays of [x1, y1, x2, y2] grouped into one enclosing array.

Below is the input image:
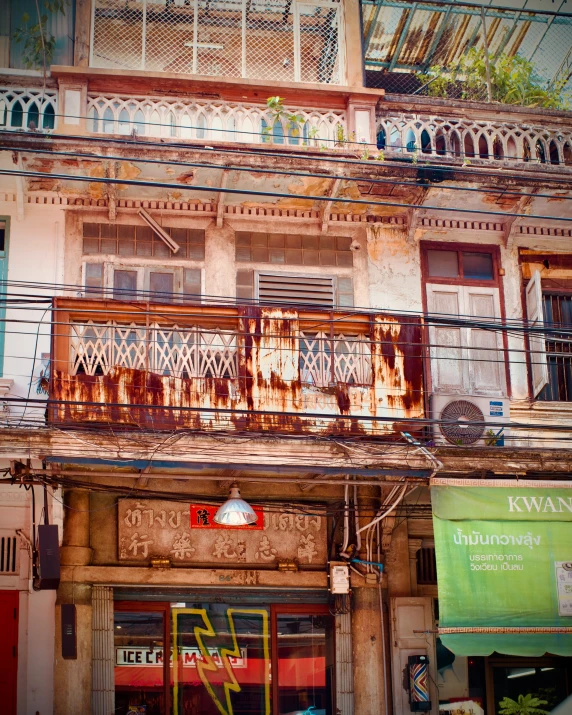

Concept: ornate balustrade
[[86, 93, 347, 147], [0, 88, 57, 132], [377, 108, 572, 167]]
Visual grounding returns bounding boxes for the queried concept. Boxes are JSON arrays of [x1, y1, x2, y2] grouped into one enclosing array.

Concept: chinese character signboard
[[431, 478, 572, 657], [190, 504, 264, 530], [118, 499, 326, 566]]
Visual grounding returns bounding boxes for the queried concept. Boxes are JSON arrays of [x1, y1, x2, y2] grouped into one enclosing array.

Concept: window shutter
[[464, 286, 505, 395], [257, 273, 335, 307], [426, 284, 467, 393], [526, 270, 549, 397]]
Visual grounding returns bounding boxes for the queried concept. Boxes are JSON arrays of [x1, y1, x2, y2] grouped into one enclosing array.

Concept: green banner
[[431, 479, 572, 656]]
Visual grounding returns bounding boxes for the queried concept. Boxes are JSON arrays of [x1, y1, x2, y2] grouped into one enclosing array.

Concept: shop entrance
[[114, 597, 334, 715], [486, 656, 572, 714], [0, 590, 18, 715]]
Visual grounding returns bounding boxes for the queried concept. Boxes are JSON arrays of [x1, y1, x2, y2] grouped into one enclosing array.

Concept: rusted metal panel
[[50, 300, 425, 436]]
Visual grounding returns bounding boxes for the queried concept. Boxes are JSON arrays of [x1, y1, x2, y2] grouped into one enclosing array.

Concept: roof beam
[[422, 4, 452, 70], [216, 169, 230, 228], [388, 3, 418, 71], [321, 178, 343, 233]]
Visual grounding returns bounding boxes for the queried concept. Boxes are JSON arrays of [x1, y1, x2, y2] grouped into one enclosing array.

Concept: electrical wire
[[4, 165, 572, 223], [4, 142, 572, 202], [4, 127, 572, 187]]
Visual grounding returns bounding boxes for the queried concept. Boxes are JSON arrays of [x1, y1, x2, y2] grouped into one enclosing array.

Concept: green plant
[[265, 96, 304, 142], [360, 145, 370, 160], [376, 150, 385, 162], [335, 124, 346, 147], [418, 48, 570, 110], [498, 694, 549, 715], [411, 150, 419, 164], [13, 0, 67, 71]]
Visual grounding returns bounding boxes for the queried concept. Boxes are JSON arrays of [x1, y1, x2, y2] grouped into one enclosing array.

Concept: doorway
[[0, 590, 19, 715], [114, 600, 335, 715]]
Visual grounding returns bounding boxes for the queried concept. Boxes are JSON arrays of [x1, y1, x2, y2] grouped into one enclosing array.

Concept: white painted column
[[92, 585, 114, 715], [336, 611, 354, 715]]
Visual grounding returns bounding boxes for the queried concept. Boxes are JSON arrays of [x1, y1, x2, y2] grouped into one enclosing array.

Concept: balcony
[[49, 298, 424, 437], [376, 96, 572, 169]]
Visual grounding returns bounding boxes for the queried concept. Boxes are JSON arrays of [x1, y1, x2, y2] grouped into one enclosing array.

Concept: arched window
[[420, 129, 432, 154], [376, 127, 386, 150]]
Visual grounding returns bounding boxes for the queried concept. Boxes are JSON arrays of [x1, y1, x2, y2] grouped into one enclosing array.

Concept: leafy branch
[[419, 48, 570, 110], [13, 0, 67, 71], [498, 694, 549, 715]]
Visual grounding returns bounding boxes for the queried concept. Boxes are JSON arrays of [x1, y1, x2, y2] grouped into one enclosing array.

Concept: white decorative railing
[[300, 332, 372, 387], [87, 94, 347, 147], [71, 321, 239, 379], [377, 111, 572, 167], [0, 88, 57, 132]]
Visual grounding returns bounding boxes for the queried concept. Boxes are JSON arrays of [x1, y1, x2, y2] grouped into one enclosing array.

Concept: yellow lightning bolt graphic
[[172, 607, 270, 715]]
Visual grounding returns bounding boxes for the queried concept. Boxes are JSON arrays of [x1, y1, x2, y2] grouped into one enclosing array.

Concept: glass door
[[172, 603, 271, 715], [272, 606, 335, 715], [114, 599, 335, 715], [114, 604, 169, 715]]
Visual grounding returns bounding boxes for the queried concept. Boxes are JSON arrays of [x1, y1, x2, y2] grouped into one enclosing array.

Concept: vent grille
[[0, 536, 18, 574], [257, 273, 335, 307], [416, 547, 437, 585]]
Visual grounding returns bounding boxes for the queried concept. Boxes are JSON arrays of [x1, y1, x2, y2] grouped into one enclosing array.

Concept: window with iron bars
[[538, 294, 572, 402], [90, 0, 343, 84]]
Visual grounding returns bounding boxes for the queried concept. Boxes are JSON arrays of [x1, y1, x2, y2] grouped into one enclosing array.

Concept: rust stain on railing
[[50, 302, 424, 437]]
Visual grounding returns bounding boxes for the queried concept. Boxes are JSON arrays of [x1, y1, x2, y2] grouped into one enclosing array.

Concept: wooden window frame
[[420, 240, 511, 398], [421, 241, 502, 288], [82, 261, 205, 302], [113, 600, 333, 715]]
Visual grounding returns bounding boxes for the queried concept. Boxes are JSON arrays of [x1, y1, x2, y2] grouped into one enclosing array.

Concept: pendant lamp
[[213, 483, 258, 526]]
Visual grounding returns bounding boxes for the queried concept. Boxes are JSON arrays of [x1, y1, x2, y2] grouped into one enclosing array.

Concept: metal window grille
[[538, 294, 572, 402], [90, 0, 343, 84], [0, 535, 18, 574], [416, 547, 437, 586]]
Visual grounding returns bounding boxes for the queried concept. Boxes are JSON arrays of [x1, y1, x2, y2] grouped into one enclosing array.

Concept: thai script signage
[[431, 478, 572, 657], [118, 499, 326, 566]]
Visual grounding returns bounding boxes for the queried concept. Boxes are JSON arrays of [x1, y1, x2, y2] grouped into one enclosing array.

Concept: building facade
[[0, 0, 572, 713]]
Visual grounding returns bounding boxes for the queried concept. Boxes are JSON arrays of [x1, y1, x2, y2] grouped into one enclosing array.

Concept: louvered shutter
[[256, 273, 335, 307], [426, 284, 467, 393], [464, 286, 506, 395], [526, 270, 549, 397]]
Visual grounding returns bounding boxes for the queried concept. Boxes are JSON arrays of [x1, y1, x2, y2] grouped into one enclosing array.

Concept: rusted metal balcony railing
[[50, 298, 424, 436]]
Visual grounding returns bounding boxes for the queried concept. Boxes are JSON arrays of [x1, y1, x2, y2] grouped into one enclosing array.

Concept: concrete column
[[54, 488, 93, 713], [54, 583, 93, 715], [386, 519, 411, 597], [92, 586, 115, 715], [60, 488, 92, 567], [205, 223, 236, 300], [343, 0, 365, 88], [408, 538, 423, 597], [351, 586, 387, 715], [74, 0, 92, 66]]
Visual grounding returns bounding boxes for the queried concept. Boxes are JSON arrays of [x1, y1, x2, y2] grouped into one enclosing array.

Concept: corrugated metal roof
[[362, 0, 572, 87]]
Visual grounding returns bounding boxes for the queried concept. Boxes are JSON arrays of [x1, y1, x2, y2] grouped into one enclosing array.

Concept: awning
[[431, 478, 572, 657]]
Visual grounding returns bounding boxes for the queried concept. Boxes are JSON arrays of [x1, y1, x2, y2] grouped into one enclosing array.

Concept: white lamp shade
[[213, 484, 258, 526]]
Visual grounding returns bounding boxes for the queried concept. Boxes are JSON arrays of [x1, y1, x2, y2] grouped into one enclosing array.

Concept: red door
[[0, 591, 18, 714]]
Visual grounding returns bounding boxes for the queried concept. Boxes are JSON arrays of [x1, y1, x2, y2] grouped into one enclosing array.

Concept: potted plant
[[498, 694, 549, 715]]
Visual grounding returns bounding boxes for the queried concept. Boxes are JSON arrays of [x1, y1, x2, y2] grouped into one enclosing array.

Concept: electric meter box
[[329, 562, 350, 594]]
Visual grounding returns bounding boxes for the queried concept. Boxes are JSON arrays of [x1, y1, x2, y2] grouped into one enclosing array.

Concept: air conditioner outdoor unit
[[431, 394, 510, 447]]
